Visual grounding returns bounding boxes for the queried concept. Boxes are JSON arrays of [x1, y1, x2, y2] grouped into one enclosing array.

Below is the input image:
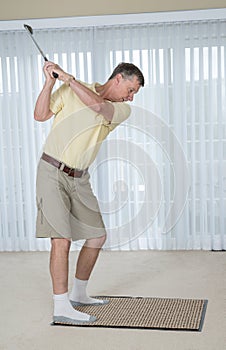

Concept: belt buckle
[[59, 162, 72, 176], [59, 163, 65, 171]]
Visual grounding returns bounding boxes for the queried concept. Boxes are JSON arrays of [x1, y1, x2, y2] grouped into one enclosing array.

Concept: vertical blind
[[0, 19, 225, 251]]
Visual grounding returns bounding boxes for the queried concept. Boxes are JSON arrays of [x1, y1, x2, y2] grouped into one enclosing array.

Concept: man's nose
[[128, 92, 135, 101]]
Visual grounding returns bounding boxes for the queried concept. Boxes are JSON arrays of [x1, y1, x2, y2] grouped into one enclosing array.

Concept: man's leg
[[49, 238, 71, 294], [50, 238, 96, 323], [76, 234, 107, 280], [70, 235, 108, 305]]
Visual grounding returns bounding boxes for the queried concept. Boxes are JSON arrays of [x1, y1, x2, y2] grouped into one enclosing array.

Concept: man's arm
[[46, 62, 114, 122], [34, 63, 56, 122], [68, 79, 114, 122]]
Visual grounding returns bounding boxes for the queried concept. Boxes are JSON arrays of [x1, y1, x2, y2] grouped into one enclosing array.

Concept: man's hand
[[44, 61, 73, 84], [43, 61, 57, 83]]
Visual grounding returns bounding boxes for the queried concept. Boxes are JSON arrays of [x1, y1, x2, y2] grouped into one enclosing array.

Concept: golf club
[[24, 24, 58, 78]]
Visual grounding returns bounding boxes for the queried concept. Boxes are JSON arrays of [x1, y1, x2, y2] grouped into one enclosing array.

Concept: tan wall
[[1, 0, 226, 21]]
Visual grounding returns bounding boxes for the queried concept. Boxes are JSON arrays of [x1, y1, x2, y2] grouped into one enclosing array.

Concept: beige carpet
[[52, 296, 208, 331]]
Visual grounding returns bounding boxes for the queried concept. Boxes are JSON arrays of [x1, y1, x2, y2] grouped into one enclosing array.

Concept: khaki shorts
[[36, 159, 106, 241]]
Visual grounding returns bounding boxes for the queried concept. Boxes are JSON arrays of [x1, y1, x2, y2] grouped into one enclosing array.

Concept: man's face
[[112, 74, 141, 102]]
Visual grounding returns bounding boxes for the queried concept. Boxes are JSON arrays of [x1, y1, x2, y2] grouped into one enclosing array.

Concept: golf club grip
[[44, 57, 59, 79]]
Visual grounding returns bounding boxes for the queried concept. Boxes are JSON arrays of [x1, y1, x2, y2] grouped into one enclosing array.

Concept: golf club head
[[24, 24, 33, 35]]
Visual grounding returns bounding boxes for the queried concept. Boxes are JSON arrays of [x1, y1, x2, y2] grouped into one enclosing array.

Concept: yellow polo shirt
[[43, 81, 131, 169]]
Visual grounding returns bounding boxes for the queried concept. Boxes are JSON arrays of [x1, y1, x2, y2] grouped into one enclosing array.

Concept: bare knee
[[85, 234, 107, 249], [51, 238, 71, 253]]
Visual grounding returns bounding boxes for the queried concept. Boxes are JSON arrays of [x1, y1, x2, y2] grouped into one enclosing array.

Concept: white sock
[[69, 278, 105, 305], [53, 292, 91, 321]]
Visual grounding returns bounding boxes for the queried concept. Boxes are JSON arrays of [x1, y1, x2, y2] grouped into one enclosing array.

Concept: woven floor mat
[[52, 296, 208, 331]]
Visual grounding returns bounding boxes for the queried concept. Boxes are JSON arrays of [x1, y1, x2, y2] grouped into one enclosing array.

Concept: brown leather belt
[[41, 153, 87, 178]]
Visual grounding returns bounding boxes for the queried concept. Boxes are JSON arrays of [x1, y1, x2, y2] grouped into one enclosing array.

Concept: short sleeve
[[102, 102, 131, 131], [49, 85, 65, 115], [112, 102, 131, 124]]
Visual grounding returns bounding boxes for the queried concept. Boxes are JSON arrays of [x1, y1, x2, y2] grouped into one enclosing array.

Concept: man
[[35, 61, 144, 325]]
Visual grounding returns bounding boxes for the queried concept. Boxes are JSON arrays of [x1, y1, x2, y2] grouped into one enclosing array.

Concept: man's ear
[[115, 73, 123, 85]]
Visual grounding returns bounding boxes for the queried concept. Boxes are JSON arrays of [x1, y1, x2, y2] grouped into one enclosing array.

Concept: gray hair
[[108, 62, 145, 87]]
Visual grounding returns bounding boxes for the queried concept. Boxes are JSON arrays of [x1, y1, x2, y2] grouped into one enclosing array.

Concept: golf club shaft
[[24, 24, 58, 78]]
